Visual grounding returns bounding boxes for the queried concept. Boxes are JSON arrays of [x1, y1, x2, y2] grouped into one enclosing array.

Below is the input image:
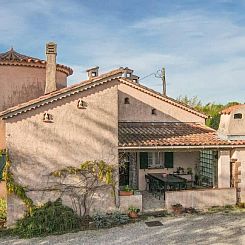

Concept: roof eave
[[118, 144, 245, 150]]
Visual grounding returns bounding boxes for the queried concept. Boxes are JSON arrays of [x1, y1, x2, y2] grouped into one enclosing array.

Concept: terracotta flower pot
[[128, 211, 138, 218], [119, 191, 133, 196]]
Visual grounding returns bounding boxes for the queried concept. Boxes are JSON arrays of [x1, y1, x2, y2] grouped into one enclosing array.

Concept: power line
[[139, 68, 167, 96]]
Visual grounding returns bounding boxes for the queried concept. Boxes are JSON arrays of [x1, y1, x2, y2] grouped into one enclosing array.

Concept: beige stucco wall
[[5, 81, 119, 225], [119, 194, 142, 213], [0, 65, 67, 112], [118, 84, 205, 123], [165, 188, 236, 209], [218, 107, 245, 137], [138, 151, 199, 191], [217, 150, 231, 188]]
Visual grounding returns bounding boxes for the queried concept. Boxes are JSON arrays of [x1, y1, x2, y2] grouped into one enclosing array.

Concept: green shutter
[[0, 154, 6, 180], [164, 152, 173, 168], [140, 152, 148, 169]]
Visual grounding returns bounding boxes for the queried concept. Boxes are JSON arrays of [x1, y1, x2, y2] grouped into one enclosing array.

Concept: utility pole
[[155, 67, 166, 96]]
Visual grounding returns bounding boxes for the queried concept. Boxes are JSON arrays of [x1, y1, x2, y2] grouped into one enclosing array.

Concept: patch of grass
[[206, 204, 245, 214]]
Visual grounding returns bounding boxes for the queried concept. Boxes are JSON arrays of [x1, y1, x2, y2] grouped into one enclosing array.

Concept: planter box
[[119, 191, 133, 196]]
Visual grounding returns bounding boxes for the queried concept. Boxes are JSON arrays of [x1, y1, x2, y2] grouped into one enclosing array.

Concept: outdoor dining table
[[147, 173, 187, 200]]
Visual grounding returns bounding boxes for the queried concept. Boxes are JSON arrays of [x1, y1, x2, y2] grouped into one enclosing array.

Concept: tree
[[176, 95, 241, 129]]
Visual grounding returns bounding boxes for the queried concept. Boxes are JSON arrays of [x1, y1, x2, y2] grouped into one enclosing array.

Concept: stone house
[[0, 43, 245, 225]]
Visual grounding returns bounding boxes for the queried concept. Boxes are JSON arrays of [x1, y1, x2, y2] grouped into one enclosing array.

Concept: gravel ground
[[0, 212, 245, 245]]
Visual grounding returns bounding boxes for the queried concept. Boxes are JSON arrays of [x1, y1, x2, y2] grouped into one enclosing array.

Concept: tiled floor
[[142, 191, 165, 212]]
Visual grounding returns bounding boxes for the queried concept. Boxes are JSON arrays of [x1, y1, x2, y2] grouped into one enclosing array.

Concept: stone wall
[[165, 188, 237, 209], [5, 81, 119, 225]]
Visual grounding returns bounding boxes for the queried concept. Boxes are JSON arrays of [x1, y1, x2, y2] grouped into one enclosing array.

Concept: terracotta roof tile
[[118, 122, 245, 147], [221, 104, 245, 114], [0, 48, 73, 75]]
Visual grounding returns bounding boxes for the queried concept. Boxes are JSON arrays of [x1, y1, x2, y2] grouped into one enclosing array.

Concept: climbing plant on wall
[[50, 160, 117, 217], [2, 150, 35, 213]]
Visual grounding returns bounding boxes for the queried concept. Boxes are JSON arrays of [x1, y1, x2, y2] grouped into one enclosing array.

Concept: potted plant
[[171, 203, 183, 215], [119, 185, 133, 196], [128, 207, 140, 218]]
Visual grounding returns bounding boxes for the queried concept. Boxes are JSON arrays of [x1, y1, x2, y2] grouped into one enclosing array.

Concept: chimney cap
[[86, 66, 99, 72], [46, 42, 57, 54]]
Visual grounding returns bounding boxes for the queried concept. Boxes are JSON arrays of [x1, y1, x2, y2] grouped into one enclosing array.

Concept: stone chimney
[[86, 66, 99, 79], [45, 42, 57, 94]]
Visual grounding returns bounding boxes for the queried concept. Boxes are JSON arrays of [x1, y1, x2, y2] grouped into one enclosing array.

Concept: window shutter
[[164, 152, 173, 168], [140, 152, 148, 169], [0, 154, 6, 180]]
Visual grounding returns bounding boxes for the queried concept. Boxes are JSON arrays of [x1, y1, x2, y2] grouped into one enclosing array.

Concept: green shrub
[[237, 202, 245, 208], [0, 198, 6, 221], [13, 198, 82, 238], [93, 212, 130, 229]]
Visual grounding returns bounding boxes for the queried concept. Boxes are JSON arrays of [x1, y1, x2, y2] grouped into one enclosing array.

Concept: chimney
[[45, 42, 57, 94], [86, 66, 99, 79], [122, 67, 139, 82]]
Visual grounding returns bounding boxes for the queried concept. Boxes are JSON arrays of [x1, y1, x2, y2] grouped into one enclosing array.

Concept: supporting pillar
[[129, 152, 138, 189], [217, 150, 231, 188]]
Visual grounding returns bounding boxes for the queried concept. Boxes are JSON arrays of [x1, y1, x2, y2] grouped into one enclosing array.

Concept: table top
[[148, 173, 186, 183]]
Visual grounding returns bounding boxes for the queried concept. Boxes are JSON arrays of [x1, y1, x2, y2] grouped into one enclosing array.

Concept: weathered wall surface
[[217, 150, 231, 188], [5, 81, 119, 225], [118, 84, 205, 123], [119, 194, 142, 212], [138, 151, 199, 191], [0, 65, 67, 112], [165, 188, 236, 209], [231, 148, 245, 202]]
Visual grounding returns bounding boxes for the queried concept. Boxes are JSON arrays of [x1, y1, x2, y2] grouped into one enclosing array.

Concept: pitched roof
[[0, 48, 73, 76], [0, 67, 207, 120], [118, 122, 245, 148], [221, 104, 245, 115], [0, 68, 124, 119]]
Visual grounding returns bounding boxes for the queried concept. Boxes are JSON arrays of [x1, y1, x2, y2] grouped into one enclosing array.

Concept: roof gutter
[[118, 144, 245, 151]]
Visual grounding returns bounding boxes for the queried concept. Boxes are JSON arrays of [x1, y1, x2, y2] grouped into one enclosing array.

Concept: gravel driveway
[[0, 212, 245, 245]]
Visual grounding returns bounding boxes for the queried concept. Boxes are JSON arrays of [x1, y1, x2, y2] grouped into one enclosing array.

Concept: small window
[[124, 97, 130, 104], [234, 113, 242, 119], [43, 113, 53, 123], [152, 109, 157, 115], [126, 73, 131, 78]]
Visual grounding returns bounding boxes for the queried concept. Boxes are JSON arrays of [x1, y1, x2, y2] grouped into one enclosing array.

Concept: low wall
[[165, 188, 237, 209], [119, 194, 142, 213]]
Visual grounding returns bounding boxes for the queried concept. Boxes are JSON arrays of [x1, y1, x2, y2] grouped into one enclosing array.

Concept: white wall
[[137, 151, 199, 191]]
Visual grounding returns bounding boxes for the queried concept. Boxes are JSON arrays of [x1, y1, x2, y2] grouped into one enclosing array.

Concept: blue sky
[[1, 0, 245, 104]]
